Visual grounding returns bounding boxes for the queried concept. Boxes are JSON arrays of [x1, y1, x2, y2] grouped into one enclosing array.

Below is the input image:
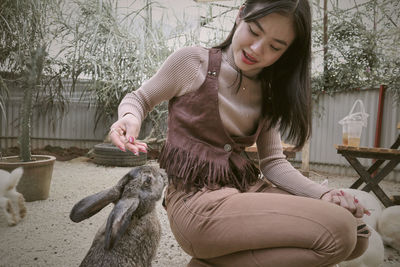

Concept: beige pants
[[165, 179, 369, 267]]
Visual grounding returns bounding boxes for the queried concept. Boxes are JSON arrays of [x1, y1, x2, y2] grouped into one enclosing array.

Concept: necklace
[[240, 74, 261, 92], [222, 47, 260, 93]]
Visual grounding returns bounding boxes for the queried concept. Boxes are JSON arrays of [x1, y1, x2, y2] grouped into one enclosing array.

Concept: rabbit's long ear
[[70, 187, 121, 222], [10, 167, 23, 187], [70, 174, 131, 222], [104, 196, 139, 250]]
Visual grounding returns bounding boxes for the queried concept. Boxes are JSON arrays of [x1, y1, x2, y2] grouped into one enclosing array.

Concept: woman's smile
[[241, 50, 258, 65], [231, 12, 295, 77]]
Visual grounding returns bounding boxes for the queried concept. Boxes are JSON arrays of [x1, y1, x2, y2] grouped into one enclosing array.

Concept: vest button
[[224, 144, 232, 152]]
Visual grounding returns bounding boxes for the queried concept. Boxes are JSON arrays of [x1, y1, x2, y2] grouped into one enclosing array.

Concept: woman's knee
[[345, 220, 371, 260], [320, 206, 358, 261], [345, 236, 369, 261]]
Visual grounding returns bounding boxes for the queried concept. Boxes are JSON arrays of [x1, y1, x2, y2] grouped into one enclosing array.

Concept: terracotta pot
[[0, 155, 56, 202]]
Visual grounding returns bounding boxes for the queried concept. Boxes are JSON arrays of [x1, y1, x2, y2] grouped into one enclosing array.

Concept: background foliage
[[0, 0, 69, 129], [311, 0, 400, 100], [1, 0, 399, 143], [52, 0, 173, 132]]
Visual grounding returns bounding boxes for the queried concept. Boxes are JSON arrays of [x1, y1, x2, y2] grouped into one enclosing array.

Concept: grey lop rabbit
[[70, 165, 166, 267]]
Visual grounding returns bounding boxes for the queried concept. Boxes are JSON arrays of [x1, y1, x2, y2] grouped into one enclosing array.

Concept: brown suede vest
[[158, 48, 266, 192]]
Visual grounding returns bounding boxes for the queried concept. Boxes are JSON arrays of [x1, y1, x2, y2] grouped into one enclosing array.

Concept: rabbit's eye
[[143, 176, 152, 187]]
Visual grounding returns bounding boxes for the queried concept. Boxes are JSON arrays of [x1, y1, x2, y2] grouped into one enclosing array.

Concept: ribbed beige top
[[119, 46, 329, 198]]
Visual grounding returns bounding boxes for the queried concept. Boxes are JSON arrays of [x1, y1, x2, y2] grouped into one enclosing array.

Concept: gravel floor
[[0, 157, 399, 267]]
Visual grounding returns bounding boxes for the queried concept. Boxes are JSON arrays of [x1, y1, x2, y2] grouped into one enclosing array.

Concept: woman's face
[[231, 12, 296, 77]]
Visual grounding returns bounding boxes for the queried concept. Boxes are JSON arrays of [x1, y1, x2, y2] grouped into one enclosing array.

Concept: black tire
[[93, 143, 147, 167]]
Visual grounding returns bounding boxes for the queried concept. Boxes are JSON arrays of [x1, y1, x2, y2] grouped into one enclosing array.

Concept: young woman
[[110, 0, 371, 266]]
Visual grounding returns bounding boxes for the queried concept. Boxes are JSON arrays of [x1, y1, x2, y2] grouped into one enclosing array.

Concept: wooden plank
[[345, 156, 394, 207], [245, 142, 296, 159], [301, 139, 310, 177], [362, 158, 400, 191], [283, 150, 296, 159], [367, 187, 394, 208], [350, 156, 397, 189], [350, 178, 364, 189], [282, 142, 296, 152], [338, 151, 400, 160], [336, 145, 400, 155], [392, 134, 400, 149], [245, 143, 258, 153], [336, 133, 400, 207]]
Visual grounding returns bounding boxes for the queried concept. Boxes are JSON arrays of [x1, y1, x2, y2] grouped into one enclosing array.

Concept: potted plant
[[56, 0, 170, 166], [0, 0, 56, 201]]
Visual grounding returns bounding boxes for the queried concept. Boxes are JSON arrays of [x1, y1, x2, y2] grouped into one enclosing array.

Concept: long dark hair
[[214, 0, 312, 149]]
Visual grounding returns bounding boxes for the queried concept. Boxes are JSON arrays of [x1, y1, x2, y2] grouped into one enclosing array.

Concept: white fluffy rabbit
[[339, 226, 384, 267], [377, 205, 400, 253]]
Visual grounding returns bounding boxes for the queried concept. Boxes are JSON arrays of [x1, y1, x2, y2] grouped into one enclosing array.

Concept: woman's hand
[[109, 114, 148, 155], [321, 189, 371, 218]]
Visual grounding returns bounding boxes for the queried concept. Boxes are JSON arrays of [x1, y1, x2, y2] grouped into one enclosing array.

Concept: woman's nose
[[250, 40, 264, 55]]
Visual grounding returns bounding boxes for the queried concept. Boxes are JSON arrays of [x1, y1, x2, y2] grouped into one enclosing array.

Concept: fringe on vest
[[158, 142, 261, 192]]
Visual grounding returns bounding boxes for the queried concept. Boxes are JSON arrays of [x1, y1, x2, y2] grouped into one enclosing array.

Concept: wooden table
[[245, 143, 296, 169], [336, 142, 400, 207], [245, 142, 296, 159]]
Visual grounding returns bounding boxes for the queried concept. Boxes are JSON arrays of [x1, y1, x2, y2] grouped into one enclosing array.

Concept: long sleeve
[[118, 46, 208, 124], [257, 123, 330, 199], [117, 45, 264, 138]]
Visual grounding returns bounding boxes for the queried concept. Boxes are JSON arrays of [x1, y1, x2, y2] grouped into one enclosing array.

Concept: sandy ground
[[1, 157, 399, 267]]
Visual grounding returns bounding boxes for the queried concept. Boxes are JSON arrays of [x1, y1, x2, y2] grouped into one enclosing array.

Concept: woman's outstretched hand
[[321, 189, 371, 218], [109, 114, 148, 155]]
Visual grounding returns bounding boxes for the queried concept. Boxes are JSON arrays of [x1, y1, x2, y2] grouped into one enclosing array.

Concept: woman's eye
[[270, 45, 280, 51], [248, 26, 258, 36]]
